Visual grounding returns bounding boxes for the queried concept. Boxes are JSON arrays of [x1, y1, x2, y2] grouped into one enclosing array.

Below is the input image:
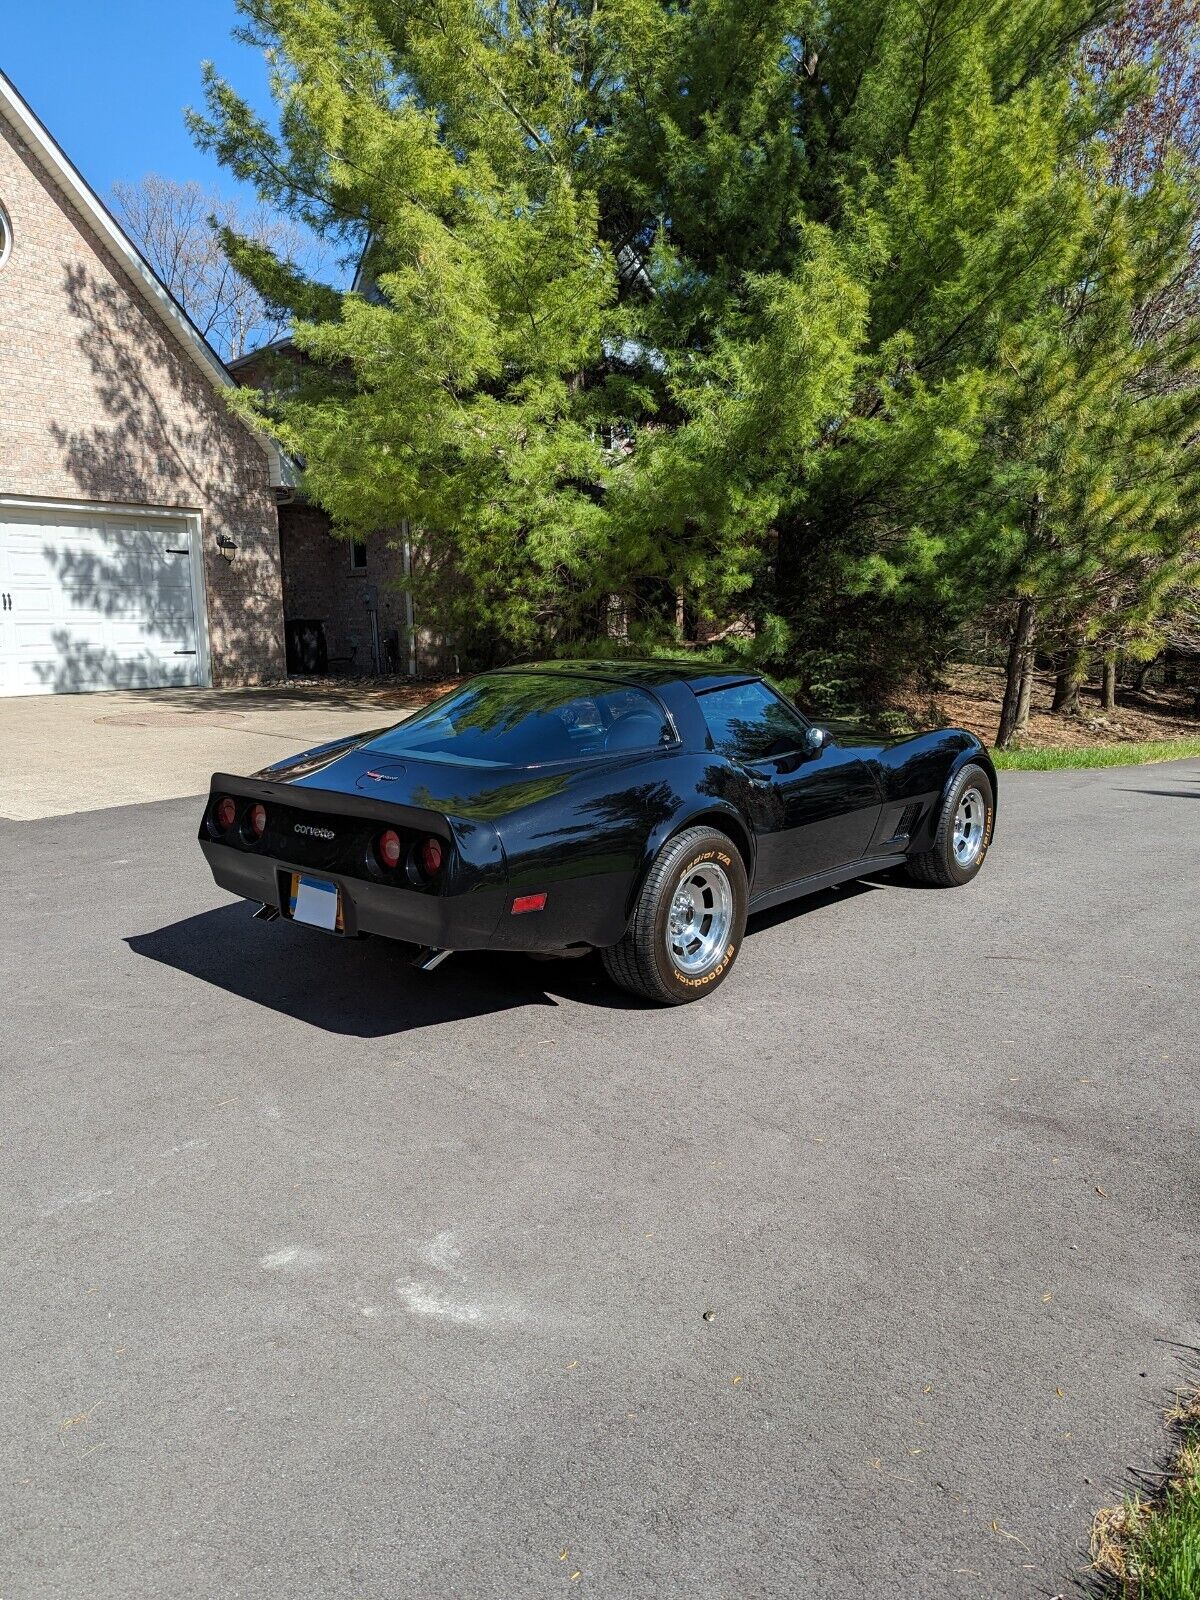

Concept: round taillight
[[421, 837, 444, 878], [249, 803, 267, 839], [378, 829, 402, 870], [214, 796, 237, 832]]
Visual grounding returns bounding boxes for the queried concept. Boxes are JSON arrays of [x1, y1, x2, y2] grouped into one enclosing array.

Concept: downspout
[[401, 518, 417, 677]]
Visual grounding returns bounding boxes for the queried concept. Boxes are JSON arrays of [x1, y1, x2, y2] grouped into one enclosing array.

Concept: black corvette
[[199, 661, 996, 1004]]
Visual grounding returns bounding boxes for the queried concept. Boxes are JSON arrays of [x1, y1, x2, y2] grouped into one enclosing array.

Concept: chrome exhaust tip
[[252, 903, 281, 922], [411, 946, 452, 971]]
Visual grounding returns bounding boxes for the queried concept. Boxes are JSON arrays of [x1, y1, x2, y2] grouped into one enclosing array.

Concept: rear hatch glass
[[366, 673, 670, 767]]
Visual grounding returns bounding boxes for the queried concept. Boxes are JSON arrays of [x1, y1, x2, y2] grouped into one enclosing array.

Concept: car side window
[[698, 681, 809, 762]]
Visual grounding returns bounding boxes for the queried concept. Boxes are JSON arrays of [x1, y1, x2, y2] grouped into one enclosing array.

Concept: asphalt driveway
[[1, 752, 1197, 1598]]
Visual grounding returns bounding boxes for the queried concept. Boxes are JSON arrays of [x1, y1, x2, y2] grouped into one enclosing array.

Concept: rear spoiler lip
[[206, 771, 454, 839]]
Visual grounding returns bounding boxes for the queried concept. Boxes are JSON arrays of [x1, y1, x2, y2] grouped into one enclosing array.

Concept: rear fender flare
[[623, 805, 756, 927]]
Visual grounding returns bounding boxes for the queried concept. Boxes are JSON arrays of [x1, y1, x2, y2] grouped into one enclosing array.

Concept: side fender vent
[[887, 802, 922, 845]]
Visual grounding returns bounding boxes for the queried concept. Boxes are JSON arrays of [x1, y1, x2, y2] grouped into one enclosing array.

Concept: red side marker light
[[214, 796, 236, 832], [249, 803, 267, 839], [511, 893, 547, 915], [378, 829, 402, 869]]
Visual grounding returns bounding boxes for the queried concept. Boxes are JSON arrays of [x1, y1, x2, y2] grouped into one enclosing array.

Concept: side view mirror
[[804, 725, 828, 755]]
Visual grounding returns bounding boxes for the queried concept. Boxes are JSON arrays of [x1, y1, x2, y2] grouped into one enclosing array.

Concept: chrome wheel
[[667, 862, 733, 976], [953, 787, 986, 866]]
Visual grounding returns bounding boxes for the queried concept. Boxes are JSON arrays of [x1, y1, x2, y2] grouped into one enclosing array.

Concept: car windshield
[[366, 673, 671, 767]]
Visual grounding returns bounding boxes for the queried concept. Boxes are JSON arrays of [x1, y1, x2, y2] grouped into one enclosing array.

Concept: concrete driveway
[[1, 735, 1197, 1599], [0, 684, 428, 820]]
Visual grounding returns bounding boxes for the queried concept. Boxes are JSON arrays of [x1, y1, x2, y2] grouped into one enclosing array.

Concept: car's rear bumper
[[200, 840, 510, 949]]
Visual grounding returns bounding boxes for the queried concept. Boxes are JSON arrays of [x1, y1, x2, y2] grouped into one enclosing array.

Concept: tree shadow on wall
[[30, 633, 197, 694], [14, 513, 200, 691], [42, 260, 282, 684]]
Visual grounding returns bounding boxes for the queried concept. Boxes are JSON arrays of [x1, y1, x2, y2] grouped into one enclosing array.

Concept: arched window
[[0, 202, 11, 268]]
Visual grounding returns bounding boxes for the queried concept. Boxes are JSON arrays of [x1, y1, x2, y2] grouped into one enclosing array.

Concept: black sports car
[[199, 661, 996, 1004]]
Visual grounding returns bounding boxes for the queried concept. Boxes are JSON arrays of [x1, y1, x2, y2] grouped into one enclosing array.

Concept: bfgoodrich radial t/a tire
[[905, 763, 995, 887], [602, 826, 749, 1005]]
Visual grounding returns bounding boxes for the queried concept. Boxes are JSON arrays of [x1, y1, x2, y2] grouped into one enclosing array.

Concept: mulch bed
[[282, 674, 462, 707], [889, 663, 1200, 749]]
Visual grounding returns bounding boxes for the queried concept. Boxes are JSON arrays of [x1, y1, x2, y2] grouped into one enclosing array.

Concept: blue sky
[[4, 0, 272, 204]]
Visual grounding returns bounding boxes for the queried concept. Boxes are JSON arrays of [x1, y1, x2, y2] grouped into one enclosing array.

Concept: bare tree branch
[[110, 173, 322, 359]]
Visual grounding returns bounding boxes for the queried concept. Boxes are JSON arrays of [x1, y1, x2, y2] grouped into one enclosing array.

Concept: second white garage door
[[0, 506, 207, 696]]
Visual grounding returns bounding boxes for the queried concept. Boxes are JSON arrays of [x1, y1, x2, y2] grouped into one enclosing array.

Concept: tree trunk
[[1014, 636, 1036, 735], [1101, 654, 1117, 712], [997, 597, 1037, 747], [1133, 656, 1156, 693], [1051, 631, 1087, 714], [1051, 665, 1081, 715]]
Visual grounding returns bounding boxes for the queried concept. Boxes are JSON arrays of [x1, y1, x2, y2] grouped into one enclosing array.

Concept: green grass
[[1093, 1413, 1200, 1599], [991, 737, 1200, 771], [1128, 1477, 1200, 1600]]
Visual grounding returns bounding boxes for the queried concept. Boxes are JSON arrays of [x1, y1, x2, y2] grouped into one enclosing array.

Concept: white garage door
[[0, 506, 206, 696]]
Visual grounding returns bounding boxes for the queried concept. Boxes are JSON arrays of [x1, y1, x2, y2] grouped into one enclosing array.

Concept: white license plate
[[289, 873, 343, 932]]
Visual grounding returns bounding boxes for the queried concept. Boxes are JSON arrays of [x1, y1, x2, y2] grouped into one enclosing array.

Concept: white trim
[[0, 493, 213, 688], [0, 70, 294, 489], [0, 197, 11, 268], [184, 509, 213, 690]]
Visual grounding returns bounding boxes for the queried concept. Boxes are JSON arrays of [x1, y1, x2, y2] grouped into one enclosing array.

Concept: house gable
[[0, 72, 286, 686], [0, 70, 291, 488]]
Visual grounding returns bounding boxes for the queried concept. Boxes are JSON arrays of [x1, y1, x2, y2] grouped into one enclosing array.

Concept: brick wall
[[279, 503, 412, 672], [279, 505, 462, 676], [0, 113, 284, 685]]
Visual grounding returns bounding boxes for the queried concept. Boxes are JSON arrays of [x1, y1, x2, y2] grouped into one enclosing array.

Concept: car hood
[[824, 719, 982, 755]]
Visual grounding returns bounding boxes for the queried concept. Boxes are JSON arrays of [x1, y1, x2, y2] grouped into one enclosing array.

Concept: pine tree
[[189, 0, 1198, 713]]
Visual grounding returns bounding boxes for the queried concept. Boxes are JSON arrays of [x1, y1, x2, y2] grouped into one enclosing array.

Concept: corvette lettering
[[294, 823, 335, 840]]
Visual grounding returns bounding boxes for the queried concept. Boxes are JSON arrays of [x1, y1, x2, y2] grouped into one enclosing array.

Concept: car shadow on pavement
[[130, 880, 883, 1036], [127, 904, 646, 1035]]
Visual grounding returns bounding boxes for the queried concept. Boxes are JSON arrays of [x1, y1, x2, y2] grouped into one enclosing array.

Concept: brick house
[[229, 341, 420, 678], [0, 69, 291, 695], [0, 69, 448, 697]]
